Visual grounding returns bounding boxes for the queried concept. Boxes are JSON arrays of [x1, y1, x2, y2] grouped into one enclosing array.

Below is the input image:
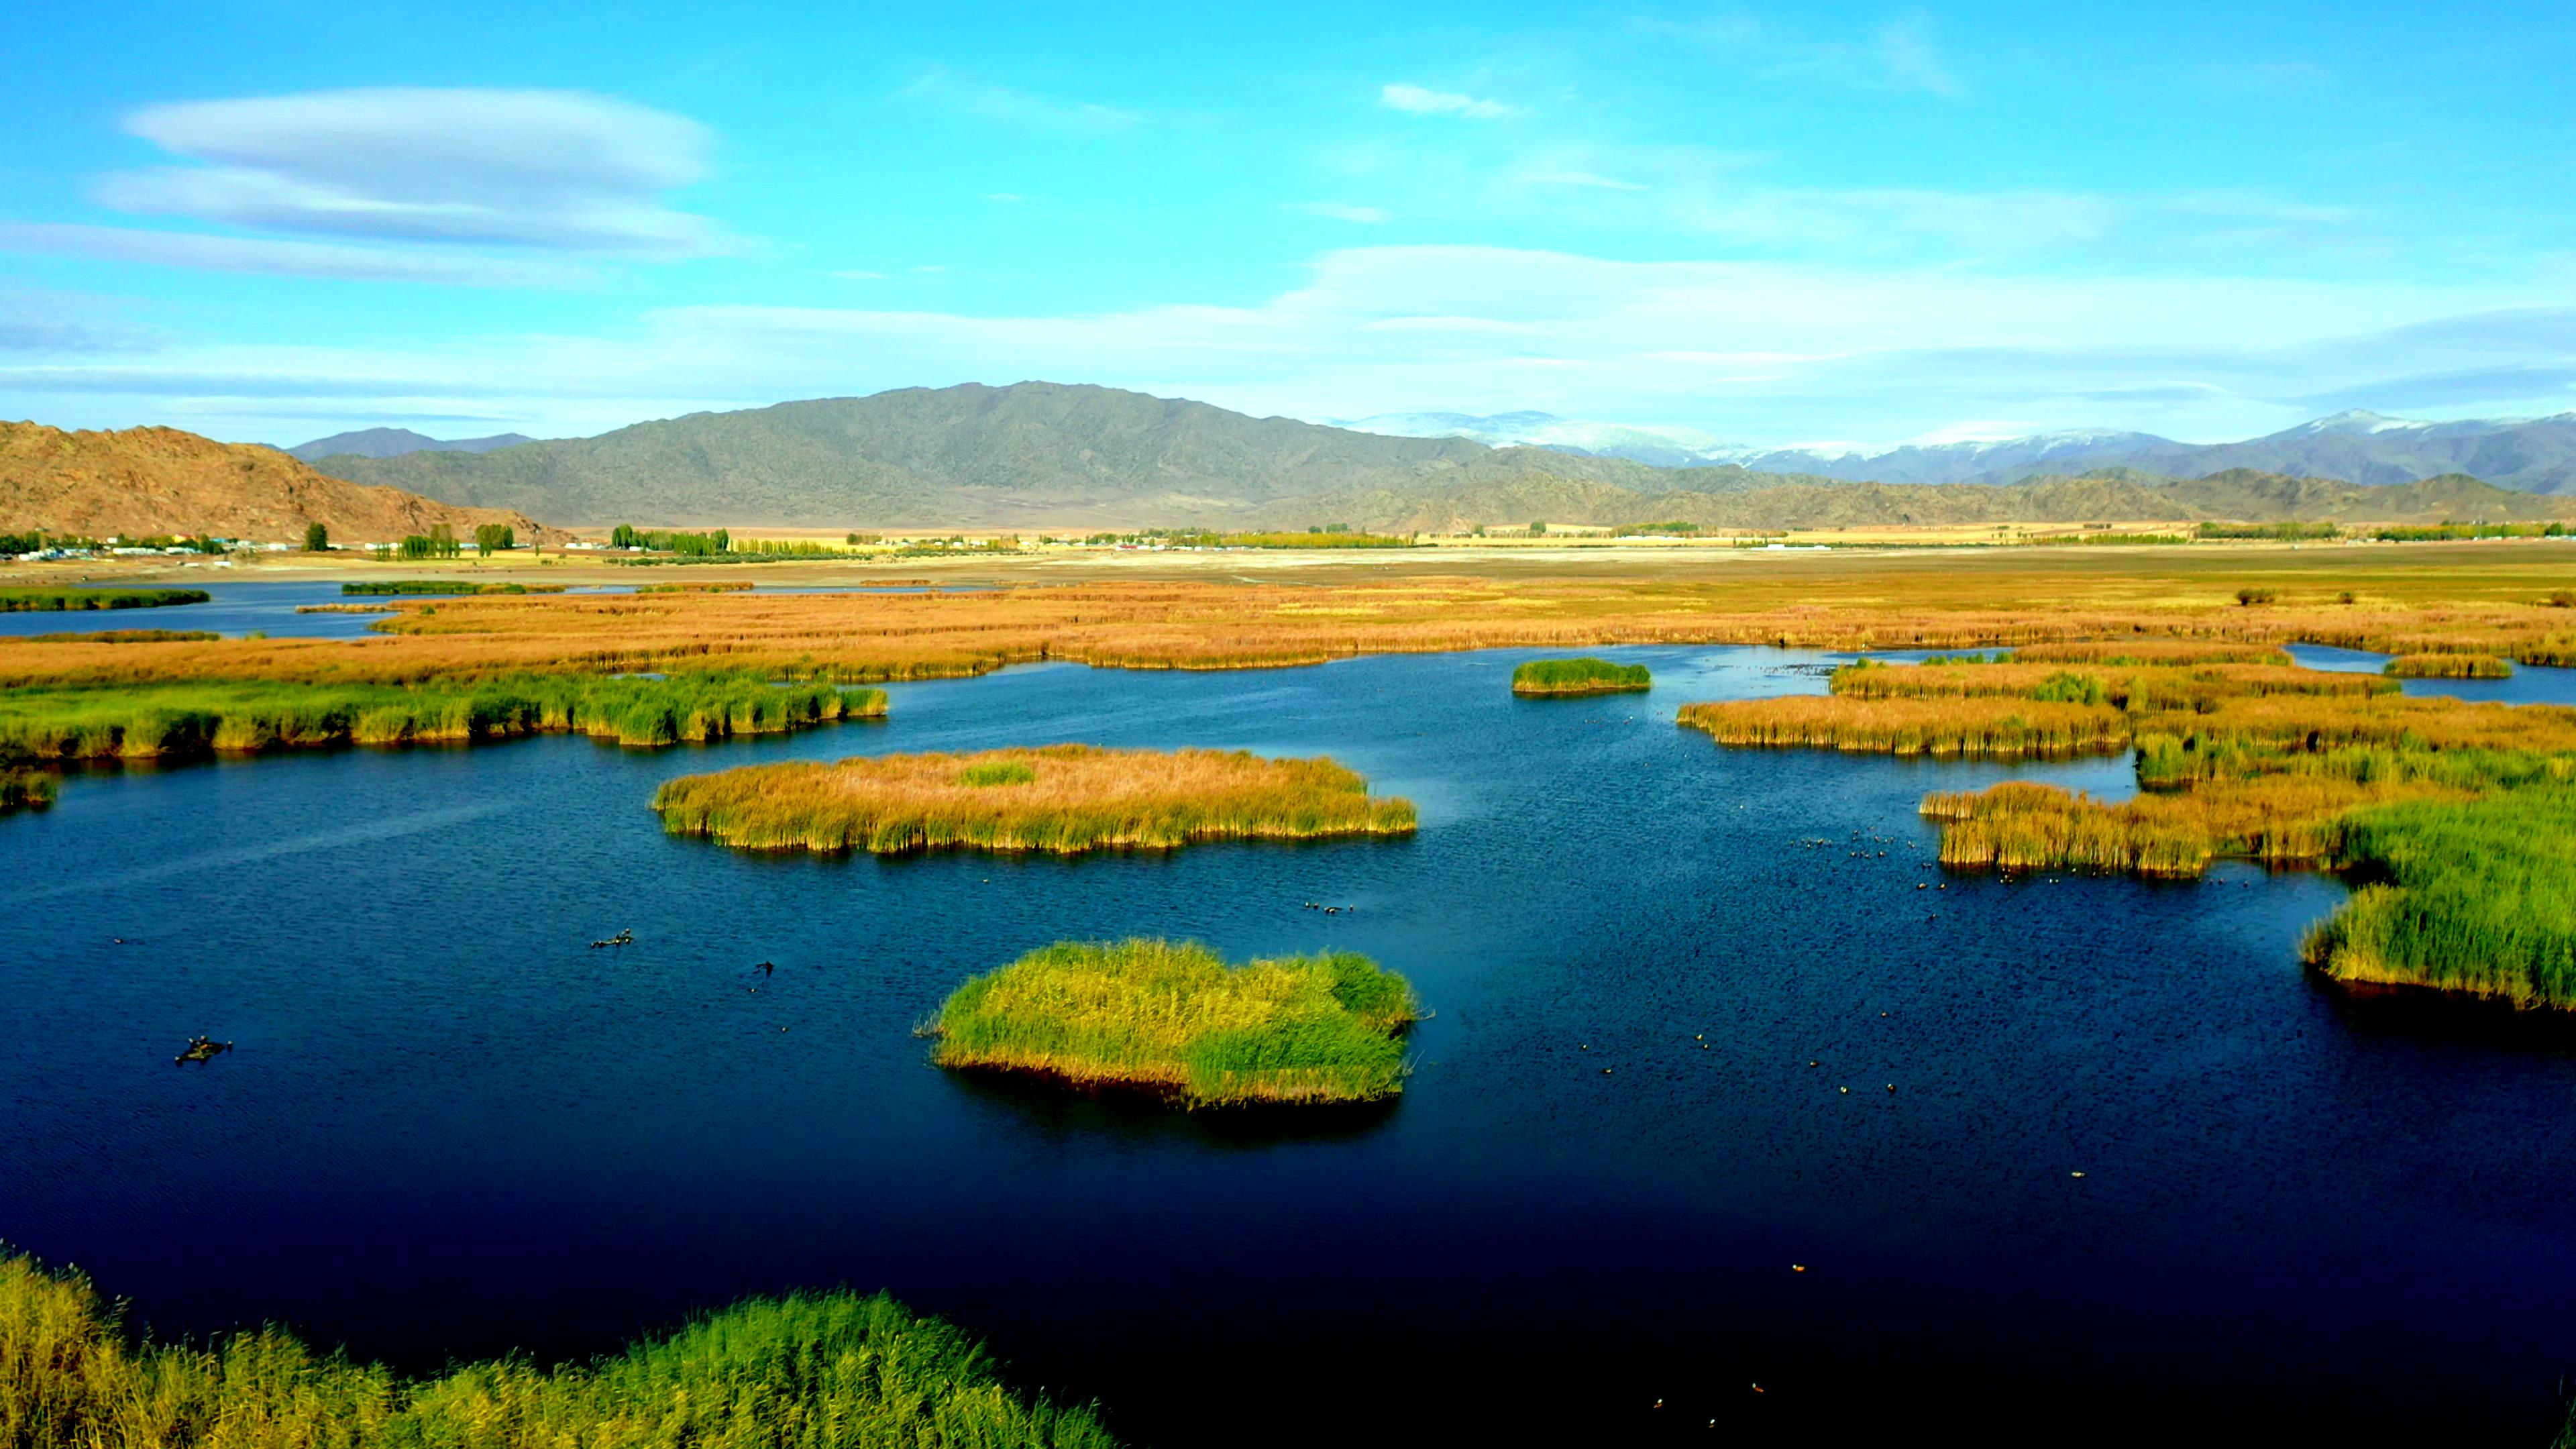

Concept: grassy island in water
[[0, 673, 883, 759], [0, 1250, 1114, 1449], [0, 587, 210, 612], [653, 744, 1415, 854], [930, 938, 1419, 1106], [1679, 643, 2576, 1008], [1511, 657, 1652, 696]]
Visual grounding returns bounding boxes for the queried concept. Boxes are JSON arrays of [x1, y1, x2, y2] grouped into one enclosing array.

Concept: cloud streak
[[0, 222, 597, 286], [101, 89, 725, 254], [1380, 83, 1523, 120]]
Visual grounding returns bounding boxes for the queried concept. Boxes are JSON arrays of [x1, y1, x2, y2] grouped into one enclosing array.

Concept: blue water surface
[[3, 640, 2573, 1446]]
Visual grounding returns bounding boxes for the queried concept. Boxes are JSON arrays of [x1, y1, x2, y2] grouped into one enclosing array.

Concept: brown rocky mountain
[[1, 422, 552, 543]]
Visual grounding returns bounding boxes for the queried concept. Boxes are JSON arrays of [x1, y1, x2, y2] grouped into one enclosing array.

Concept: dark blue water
[[0, 580, 992, 641], [5, 643, 2575, 1446]]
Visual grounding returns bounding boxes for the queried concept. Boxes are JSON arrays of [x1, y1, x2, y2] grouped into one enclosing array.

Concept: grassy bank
[[2385, 653, 2514, 678], [2302, 790, 2576, 1008], [25, 629, 221, 644], [654, 745, 1416, 854], [1511, 657, 1651, 696], [0, 1250, 1114, 1448], [932, 938, 1418, 1106], [0, 674, 884, 759], [0, 588, 209, 612]]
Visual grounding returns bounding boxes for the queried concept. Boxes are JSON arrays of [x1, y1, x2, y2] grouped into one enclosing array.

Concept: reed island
[[652, 744, 1417, 854], [929, 938, 1419, 1106], [0, 586, 210, 611], [0, 1250, 1116, 1448], [1678, 640, 2576, 1010], [1511, 657, 1651, 696]]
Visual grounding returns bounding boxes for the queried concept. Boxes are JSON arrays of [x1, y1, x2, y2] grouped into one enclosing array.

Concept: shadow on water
[[940, 1067, 1405, 1148], [2314, 974, 2576, 1055]]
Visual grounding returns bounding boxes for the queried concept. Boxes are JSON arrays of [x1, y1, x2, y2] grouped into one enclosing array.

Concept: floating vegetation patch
[[653, 744, 1415, 855], [339, 580, 566, 596], [2384, 653, 2514, 679], [0, 769, 54, 815], [637, 581, 755, 593], [2302, 789, 2576, 1009], [0, 588, 210, 612], [0, 1250, 1117, 1448], [1511, 657, 1651, 696], [930, 938, 1418, 1106], [0, 673, 883, 761]]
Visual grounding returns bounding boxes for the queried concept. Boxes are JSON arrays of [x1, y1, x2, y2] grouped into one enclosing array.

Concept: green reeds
[[0, 770, 54, 814], [0, 674, 886, 761], [2013, 640, 2291, 666], [0, 1250, 1116, 1448], [2384, 653, 2514, 678], [931, 938, 1418, 1106], [1678, 696, 2129, 757], [1511, 657, 1651, 696], [655, 744, 1416, 855], [2302, 788, 2576, 1008], [636, 581, 754, 593], [0, 588, 210, 612]]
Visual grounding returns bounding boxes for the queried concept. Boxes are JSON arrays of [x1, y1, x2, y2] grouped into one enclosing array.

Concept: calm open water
[[5, 635, 2575, 1445]]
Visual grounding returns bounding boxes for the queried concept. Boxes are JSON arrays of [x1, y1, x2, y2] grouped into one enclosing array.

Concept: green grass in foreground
[[0, 674, 885, 759], [654, 744, 1415, 855], [2303, 788, 2576, 1009], [339, 580, 566, 595], [934, 938, 1419, 1106], [1511, 657, 1652, 696], [0, 588, 210, 612], [0, 1250, 1114, 1449]]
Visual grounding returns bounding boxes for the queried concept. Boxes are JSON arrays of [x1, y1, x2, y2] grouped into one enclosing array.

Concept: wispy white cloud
[[901, 68, 1138, 133], [101, 89, 725, 254], [0, 221, 597, 286], [1287, 201, 1393, 223], [1380, 83, 1523, 120], [1641, 9, 1964, 98]]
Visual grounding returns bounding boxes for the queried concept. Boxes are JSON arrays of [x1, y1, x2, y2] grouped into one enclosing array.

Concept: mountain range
[[297, 382, 2576, 531], [285, 427, 535, 462], [1343, 409, 2576, 494]]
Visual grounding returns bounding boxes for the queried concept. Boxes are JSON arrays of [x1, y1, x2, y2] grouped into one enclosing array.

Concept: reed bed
[[2384, 653, 2514, 678], [9, 551, 2576, 692], [653, 745, 1416, 854], [25, 629, 221, 644], [2013, 640, 2292, 666], [0, 674, 883, 760], [0, 770, 53, 814], [637, 581, 755, 593], [1678, 696, 2130, 757], [2302, 789, 2576, 1008], [0, 1250, 1116, 1448], [0, 588, 209, 612], [1922, 776, 2454, 876], [930, 938, 1418, 1106], [1511, 657, 1651, 695]]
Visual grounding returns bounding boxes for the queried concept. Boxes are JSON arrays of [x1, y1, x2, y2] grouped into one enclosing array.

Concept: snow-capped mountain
[[1335, 408, 2576, 492]]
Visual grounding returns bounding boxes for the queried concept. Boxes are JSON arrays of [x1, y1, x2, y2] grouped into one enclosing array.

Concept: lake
[[3, 636, 2573, 1445]]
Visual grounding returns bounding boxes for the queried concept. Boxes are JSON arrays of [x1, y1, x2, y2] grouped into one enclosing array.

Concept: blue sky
[[3, 0, 2571, 448]]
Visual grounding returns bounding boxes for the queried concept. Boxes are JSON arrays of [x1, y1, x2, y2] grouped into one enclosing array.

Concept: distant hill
[[315, 382, 1722, 527], [1, 422, 551, 543], [287, 427, 535, 462], [1344, 407, 2576, 493]]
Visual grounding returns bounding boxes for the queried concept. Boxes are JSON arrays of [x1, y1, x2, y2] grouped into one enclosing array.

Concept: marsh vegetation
[[1511, 657, 1651, 696], [0, 588, 209, 612], [930, 938, 1418, 1106], [0, 674, 883, 761], [2385, 653, 2514, 678], [0, 1250, 1115, 1448], [653, 745, 1415, 854]]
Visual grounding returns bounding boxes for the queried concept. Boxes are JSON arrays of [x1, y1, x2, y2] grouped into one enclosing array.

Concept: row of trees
[[610, 525, 731, 553]]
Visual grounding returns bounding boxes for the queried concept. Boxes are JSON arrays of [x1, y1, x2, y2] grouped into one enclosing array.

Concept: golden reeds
[[1678, 696, 2130, 757], [653, 744, 1417, 854]]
